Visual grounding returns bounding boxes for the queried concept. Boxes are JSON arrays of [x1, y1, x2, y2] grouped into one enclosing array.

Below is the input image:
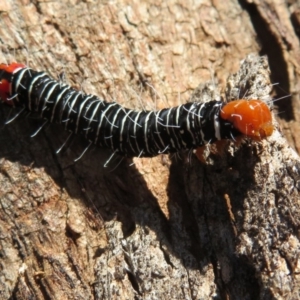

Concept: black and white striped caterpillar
[[0, 63, 274, 158]]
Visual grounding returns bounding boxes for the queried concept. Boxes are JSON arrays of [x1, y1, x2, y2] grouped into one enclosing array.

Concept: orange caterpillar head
[[0, 63, 26, 105], [220, 99, 274, 140]]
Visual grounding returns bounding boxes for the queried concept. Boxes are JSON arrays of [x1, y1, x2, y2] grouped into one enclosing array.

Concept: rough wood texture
[[0, 1, 299, 299], [246, 0, 300, 154]]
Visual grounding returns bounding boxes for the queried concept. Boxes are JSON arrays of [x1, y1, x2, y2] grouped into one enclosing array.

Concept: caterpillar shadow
[[0, 106, 265, 298]]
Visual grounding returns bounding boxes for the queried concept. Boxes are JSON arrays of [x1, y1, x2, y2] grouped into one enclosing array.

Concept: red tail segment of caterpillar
[[0, 63, 26, 105], [220, 99, 274, 140], [195, 99, 273, 162]]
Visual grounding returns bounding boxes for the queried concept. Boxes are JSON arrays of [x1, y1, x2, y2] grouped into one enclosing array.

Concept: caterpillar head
[[0, 63, 26, 105], [220, 99, 274, 140]]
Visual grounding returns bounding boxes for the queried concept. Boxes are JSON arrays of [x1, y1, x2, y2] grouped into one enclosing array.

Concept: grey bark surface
[[0, 1, 300, 300]]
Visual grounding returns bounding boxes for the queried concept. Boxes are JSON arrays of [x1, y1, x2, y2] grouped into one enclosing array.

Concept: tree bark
[[0, 1, 299, 299]]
